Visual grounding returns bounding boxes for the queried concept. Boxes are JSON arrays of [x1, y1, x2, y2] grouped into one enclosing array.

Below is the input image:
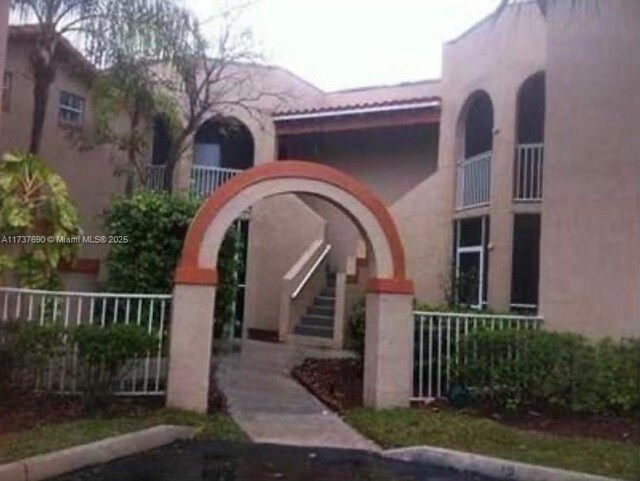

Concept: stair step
[[307, 305, 334, 317], [315, 296, 335, 307], [322, 287, 336, 297], [299, 315, 333, 328], [294, 325, 333, 338], [326, 277, 337, 287]]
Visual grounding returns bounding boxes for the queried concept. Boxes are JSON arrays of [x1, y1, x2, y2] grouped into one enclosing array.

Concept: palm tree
[[10, 0, 187, 155]]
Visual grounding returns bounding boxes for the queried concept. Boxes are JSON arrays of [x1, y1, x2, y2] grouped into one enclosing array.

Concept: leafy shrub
[[348, 297, 366, 357], [457, 329, 639, 415], [1, 322, 156, 409], [71, 324, 156, 409], [105, 190, 200, 294], [213, 225, 244, 339], [0, 322, 66, 395], [0, 151, 81, 289], [105, 190, 243, 337]]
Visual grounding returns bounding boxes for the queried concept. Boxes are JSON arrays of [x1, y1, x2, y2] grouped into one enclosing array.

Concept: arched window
[[463, 91, 494, 159], [514, 72, 545, 201], [457, 91, 494, 209], [193, 117, 254, 171], [517, 72, 545, 144]]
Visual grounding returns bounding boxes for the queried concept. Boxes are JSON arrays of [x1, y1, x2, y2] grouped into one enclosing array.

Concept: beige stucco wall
[[540, 0, 640, 338], [437, 4, 547, 310], [284, 124, 442, 303], [0, 1, 8, 137], [243, 195, 326, 333], [0, 37, 128, 285]]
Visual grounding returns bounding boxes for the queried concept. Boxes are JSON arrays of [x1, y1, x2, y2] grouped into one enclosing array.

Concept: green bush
[[105, 190, 200, 294], [457, 329, 639, 415], [0, 322, 66, 395], [213, 225, 244, 339], [71, 324, 156, 409], [105, 190, 243, 337], [1, 322, 156, 409], [0, 151, 82, 289]]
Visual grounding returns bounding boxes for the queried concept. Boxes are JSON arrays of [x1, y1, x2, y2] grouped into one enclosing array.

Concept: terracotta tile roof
[[273, 79, 441, 117]]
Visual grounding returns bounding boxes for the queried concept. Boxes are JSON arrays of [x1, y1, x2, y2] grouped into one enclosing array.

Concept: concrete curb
[[0, 425, 197, 481], [384, 446, 622, 481]]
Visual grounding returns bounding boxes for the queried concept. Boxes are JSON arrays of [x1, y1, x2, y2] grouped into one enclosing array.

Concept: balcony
[[456, 151, 492, 210], [514, 143, 544, 201], [146, 164, 243, 197], [190, 165, 243, 197]]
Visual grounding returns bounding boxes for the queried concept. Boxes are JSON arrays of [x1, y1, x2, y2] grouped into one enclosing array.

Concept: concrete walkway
[[215, 339, 379, 452]]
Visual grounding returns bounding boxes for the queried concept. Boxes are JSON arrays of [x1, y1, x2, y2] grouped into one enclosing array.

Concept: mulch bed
[[293, 357, 639, 445], [0, 390, 164, 437], [0, 391, 83, 436], [491, 410, 639, 444], [292, 358, 363, 412], [0, 362, 226, 437]]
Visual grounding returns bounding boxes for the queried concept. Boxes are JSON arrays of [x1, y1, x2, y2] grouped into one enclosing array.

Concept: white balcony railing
[[190, 165, 243, 198], [456, 151, 492, 209], [514, 143, 544, 201], [146, 164, 167, 191], [145, 165, 243, 197]]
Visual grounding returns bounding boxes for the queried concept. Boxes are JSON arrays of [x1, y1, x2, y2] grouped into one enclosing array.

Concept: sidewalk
[[214, 340, 379, 451]]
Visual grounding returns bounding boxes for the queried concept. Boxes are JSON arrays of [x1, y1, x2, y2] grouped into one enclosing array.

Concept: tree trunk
[[125, 108, 141, 196], [29, 35, 58, 155]]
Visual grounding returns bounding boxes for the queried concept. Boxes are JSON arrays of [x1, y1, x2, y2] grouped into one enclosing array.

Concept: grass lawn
[[0, 409, 247, 464], [344, 408, 639, 481]]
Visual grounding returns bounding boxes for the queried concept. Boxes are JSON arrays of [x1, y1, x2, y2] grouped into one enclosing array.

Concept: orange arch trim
[[175, 161, 413, 295]]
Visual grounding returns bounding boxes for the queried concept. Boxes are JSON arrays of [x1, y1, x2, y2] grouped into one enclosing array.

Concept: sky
[[185, 0, 501, 91]]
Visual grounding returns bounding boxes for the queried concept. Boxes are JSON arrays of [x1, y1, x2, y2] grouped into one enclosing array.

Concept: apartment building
[[1, 0, 638, 342]]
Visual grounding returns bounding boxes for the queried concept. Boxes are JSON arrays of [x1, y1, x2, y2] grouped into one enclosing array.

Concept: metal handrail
[[413, 310, 543, 321], [0, 286, 172, 299], [191, 165, 243, 174], [457, 150, 492, 165], [291, 244, 332, 300]]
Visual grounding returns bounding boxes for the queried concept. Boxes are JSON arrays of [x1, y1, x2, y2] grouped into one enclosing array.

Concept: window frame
[[58, 90, 85, 126]]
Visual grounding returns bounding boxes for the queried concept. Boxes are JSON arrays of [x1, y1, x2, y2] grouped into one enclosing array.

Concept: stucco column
[[166, 283, 216, 413], [172, 140, 194, 193], [363, 292, 413, 408], [487, 97, 517, 311]]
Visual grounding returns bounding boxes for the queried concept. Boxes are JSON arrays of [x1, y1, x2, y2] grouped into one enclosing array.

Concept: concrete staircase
[[293, 273, 336, 339]]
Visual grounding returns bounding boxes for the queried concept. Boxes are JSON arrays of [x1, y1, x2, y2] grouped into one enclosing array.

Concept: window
[[2, 71, 12, 112], [59, 91, 84, 125]]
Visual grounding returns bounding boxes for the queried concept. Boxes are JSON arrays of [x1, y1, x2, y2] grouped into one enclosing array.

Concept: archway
[[166, 161, 414, 412], [193, 117, 255, 170]]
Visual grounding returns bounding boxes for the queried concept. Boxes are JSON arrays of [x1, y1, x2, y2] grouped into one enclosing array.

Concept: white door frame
[[454, 216, 487, 309]]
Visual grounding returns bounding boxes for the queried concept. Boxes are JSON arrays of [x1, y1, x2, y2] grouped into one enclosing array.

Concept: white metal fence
[[456, 151, 492, 209], [146, 165, 167, 191], [191, 165, 243, 197], [412, 311, 543, 401], [514, 143, 544, 201], [0, 287, 172, 396]]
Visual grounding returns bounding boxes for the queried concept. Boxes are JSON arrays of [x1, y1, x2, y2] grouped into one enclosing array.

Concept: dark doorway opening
[[510, 214, 541, 314]]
